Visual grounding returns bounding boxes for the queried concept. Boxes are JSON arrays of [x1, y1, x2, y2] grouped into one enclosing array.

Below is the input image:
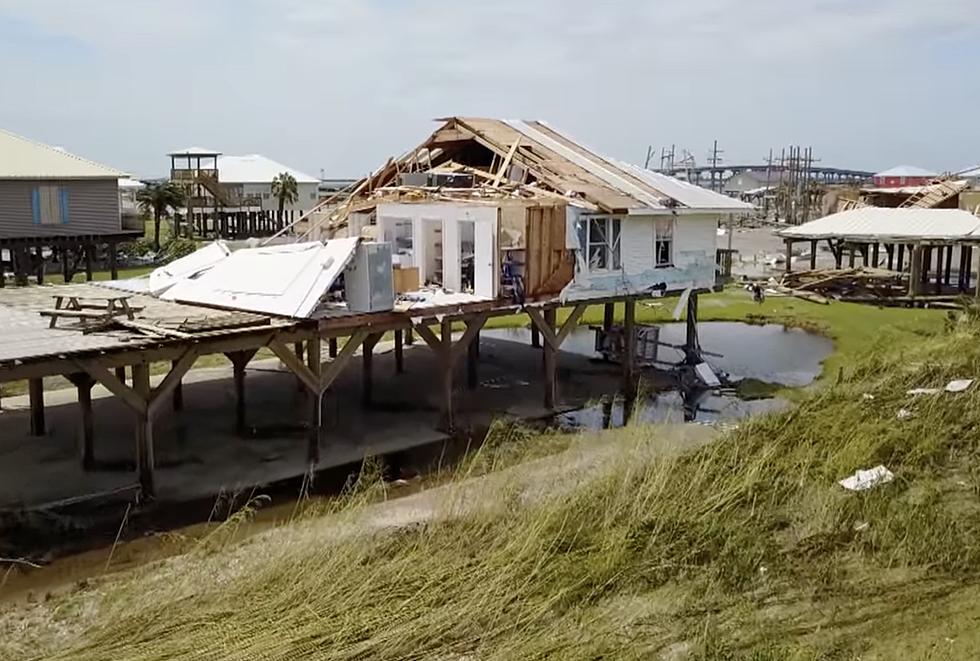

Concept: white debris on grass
[[862, 393, 875, 401], [897, 408, 913, 420], [907, 379, 974, 397], [839, 465, 895, 492], [907, 388, 941, 396], [946, 379, 974, 393]]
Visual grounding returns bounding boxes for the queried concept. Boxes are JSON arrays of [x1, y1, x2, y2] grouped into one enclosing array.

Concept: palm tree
[[137, 181, 185, 251], [271, 172, 298, 213]]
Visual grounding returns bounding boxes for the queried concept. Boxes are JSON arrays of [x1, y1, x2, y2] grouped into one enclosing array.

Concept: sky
[[1, 0, 979, 179]]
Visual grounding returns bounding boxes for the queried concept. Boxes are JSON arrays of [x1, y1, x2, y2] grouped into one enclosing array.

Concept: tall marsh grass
[[4, 314, 980, 659]]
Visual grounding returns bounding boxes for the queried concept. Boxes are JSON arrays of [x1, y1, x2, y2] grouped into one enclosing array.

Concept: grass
[[1, 304, 979, 658]]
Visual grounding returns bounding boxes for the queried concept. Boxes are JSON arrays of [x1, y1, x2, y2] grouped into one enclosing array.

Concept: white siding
[[240, 182, 319, 212], [570, 213, 720, 297]]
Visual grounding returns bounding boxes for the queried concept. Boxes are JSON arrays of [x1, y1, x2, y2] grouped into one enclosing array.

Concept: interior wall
[[377, 202, 499, 295]]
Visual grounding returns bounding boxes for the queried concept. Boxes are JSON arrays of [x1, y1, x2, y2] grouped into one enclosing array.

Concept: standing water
[[482, 322, 833, 427]]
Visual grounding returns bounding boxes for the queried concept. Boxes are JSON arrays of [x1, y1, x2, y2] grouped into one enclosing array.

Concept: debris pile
[[763, 267, 964, 306]]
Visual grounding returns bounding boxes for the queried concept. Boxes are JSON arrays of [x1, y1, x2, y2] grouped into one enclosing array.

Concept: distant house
[[723, 170, 777, 196], [168, 148, 319, 213], [0, 128, 136, 282], [872, 165, 937, 188]]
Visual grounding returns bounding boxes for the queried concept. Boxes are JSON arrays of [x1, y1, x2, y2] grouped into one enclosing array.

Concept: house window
[[32, 185, 68, 225], [654, 218, 673, 267], [586, 217, 621, 270]]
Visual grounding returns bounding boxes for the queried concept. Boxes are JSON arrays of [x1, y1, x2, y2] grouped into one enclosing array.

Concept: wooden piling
[[543, 307, 557, 409], [623, 298, 637, 399], [28, 377, 44, 436], [394, 329, 404, 374]]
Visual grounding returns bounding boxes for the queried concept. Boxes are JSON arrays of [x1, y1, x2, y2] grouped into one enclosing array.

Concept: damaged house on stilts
[[286, 116, 753, 397], [0, 117, 752, 503]]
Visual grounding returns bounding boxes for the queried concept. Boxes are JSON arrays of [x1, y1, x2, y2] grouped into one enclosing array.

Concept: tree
[[271, 172, 298, 213], [137, 181, 185, 251]]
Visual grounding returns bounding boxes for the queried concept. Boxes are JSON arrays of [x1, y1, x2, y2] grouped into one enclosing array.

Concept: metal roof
[[160, 239, 360, 317], [452, 118, 753, 213], [0, 128, 126, 179], [168, 146, 222, 157], [777, 208, 980, 242], [216, 154, 320, 185], [873, 165, 938, 178]]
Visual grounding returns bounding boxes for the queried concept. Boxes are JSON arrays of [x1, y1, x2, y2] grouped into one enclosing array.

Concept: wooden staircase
[[899, 178, 966, 209]]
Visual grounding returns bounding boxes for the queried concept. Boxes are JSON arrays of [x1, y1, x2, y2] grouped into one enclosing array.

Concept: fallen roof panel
[[161, 239, 360, 318]]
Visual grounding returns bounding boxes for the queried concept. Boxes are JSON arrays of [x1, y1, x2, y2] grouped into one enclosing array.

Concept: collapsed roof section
[[297, 117, 752, 239]]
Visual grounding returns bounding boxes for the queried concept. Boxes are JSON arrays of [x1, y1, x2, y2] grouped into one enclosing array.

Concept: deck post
[[935, 246, 944, 295], [530, 324, 541, 349], [131, 362, 155, 500], [28, 378, 45, 436], [405, 326, 414, 346], [809, 240, 817, 270], [362, 333, 380, 407], [441, 318, 455, 431], [603, 302, 615, 332], [61, 248, 71, 283], [784, 239, 793, 274], [908, 245, 922, 298], [466, 326, 479, 390], [394, 329, 404, 374], [872, 243, 880, 268], [35, 247, 44, 285], [84, 244, 94, 281], [886, 244, 895, 271], [542, 307, 557, 409], [328, 337, 338, 358], [944, 245, 954, 286], [67, 373, 96, 470], [848, 243, 856, 268], [897, 244, 905, 272], [171, 360, 184, 411], [108, 241, 118, 280], [306, 335, 322, 465], [685, 292, 700, 364], [293, 342, 305, 392], [964, 246, 973, 293], [623, 298, 637, 400], [227, 350, 258, 436], [115, 366, 127, 385]]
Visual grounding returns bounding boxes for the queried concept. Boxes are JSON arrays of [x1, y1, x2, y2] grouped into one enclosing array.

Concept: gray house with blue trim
[[0, 129, 138, 282]]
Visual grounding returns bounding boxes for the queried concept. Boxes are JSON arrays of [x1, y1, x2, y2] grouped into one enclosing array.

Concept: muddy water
[[483, 322, 833, 426]]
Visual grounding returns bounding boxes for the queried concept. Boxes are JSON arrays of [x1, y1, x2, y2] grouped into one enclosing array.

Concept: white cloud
[[0, 0, 977, 176]]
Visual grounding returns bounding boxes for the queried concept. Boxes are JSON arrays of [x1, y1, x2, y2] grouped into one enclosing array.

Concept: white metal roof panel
[[168, 147, 222, 157], [618, 162, 755, 212], [161, 239, 359, 318], [0, 129, 126, 179], [148, 241, 232, 295], [502, 119, 752, 213], [778, 208, 980, 242], [217, 155, 319, 185]]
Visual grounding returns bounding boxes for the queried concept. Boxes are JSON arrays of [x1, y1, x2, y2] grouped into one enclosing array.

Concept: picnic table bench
[[40, 295, 144, 330]]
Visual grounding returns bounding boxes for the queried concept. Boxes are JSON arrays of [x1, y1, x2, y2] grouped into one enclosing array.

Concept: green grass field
[[2, 299, 976, 659]]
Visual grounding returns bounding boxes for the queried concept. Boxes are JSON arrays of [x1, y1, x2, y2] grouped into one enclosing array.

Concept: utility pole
[[644, 145, 655, 169], [708, 140, 724, 192]]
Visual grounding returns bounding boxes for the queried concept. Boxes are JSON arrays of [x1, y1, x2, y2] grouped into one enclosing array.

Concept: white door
[[474, 218, 496, 298]]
